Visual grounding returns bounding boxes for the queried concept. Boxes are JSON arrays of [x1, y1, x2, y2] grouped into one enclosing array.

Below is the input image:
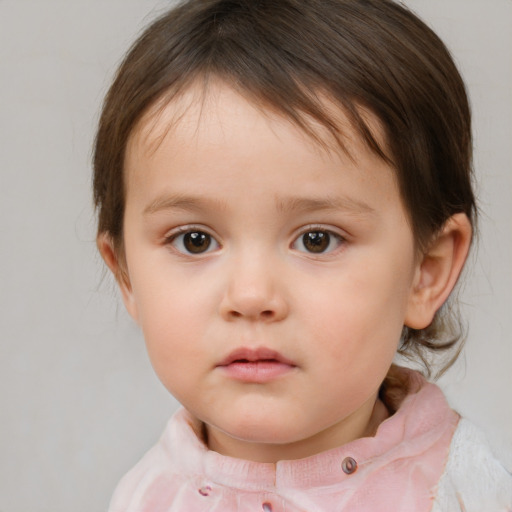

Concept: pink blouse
[[108, 371, 460, 512]]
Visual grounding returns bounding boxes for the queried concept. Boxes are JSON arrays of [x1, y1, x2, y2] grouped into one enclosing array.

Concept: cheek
[[305, 258, 412, 363], [128, 267, 215, 374], [129, 249, 214, 324], [140, 297, 210, 398]]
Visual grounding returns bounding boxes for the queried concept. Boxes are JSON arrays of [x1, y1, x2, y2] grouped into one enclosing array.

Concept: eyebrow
[[143, 194, 228, 215], [275, 195, 376, 216], [143, 193, 375, 216]]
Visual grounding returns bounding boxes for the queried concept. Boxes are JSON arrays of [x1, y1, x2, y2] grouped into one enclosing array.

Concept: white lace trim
[[432, 419, 512, 512]]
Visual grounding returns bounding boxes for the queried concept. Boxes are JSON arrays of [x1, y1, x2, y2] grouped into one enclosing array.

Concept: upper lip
[[217, 347, 296, 367]]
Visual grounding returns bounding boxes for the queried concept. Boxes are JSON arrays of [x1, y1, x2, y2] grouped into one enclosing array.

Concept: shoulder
[[107, 441, 183, 512], [107, 409, 212, 512], [432, 418, 512, 512]]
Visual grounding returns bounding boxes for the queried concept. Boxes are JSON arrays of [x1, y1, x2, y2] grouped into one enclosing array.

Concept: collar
[[160, 367, 459, 492]]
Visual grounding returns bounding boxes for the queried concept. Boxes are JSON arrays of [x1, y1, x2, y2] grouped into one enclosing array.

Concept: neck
[[205, 393, 389, 463]]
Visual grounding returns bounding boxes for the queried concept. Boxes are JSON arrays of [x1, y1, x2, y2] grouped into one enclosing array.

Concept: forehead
[[127, 80, 390, 168], [123, 81, 401, 215]]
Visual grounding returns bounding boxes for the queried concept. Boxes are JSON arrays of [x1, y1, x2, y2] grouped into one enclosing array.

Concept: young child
[[93, 0, 512, 510]]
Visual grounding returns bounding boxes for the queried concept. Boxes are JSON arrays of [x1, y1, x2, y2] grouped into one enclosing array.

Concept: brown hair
[[93, 0, 476, 377]]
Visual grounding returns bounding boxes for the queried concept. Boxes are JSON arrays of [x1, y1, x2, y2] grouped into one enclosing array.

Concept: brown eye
[[302, 231, 330, 253], [292, 229, 344, 254], [183, 231, 211, 253], [169, 230, 219, 255]]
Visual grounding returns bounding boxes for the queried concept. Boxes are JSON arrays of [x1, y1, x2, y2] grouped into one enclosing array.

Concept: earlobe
[[405, 213, 472, 330], [97, 233, 140, 323]]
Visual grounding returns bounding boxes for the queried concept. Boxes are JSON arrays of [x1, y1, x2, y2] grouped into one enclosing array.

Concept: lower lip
[[218, 361, 295, 383]]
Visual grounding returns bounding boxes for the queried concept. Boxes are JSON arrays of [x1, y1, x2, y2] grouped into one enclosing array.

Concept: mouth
[[216, 347, 297, 383]]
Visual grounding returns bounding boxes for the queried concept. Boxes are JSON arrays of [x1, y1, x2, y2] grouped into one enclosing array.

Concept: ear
[[97, 233, 139, 323], [405, 213, 472, 329]]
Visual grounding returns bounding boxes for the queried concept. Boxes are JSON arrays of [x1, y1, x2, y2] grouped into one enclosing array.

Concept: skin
[[99, 82, 471, 463]]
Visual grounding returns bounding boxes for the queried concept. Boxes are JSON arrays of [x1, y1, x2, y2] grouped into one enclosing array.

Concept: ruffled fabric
[[109, 368, 461, 512], [432, 419, 512, 512]]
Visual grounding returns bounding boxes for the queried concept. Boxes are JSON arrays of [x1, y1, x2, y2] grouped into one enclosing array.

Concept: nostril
[[228, 310, 274, 319]]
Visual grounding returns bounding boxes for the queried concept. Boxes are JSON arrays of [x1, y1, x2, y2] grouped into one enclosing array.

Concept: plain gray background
[[1, 1, 511, 510]]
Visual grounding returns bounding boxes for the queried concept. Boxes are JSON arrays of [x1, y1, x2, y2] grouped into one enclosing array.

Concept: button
[[341, 456, 357, 474], [262, 502, 273, 512], [198, 485, 212, 496]]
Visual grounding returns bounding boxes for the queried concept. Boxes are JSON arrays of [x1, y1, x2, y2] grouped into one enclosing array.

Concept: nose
[[219, 253, 289, 322]]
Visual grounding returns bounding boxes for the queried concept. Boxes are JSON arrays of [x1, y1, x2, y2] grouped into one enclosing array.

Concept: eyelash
[[291, 226, 346, 256], [164, 226, 346, 256], [164, 226, 220, 256]]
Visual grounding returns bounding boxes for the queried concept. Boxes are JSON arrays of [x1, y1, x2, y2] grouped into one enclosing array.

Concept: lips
[[217, 347, 296, 367], [216, 347, 297, 383]]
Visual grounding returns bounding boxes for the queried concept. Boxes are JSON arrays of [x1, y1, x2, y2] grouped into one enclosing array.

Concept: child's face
[[119, 83, 422, 462]]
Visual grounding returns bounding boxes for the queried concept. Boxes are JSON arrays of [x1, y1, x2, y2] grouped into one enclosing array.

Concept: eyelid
[[293, 224, 347, 240], [291, 224, 347, 255], [164, 225, 221, 256]]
